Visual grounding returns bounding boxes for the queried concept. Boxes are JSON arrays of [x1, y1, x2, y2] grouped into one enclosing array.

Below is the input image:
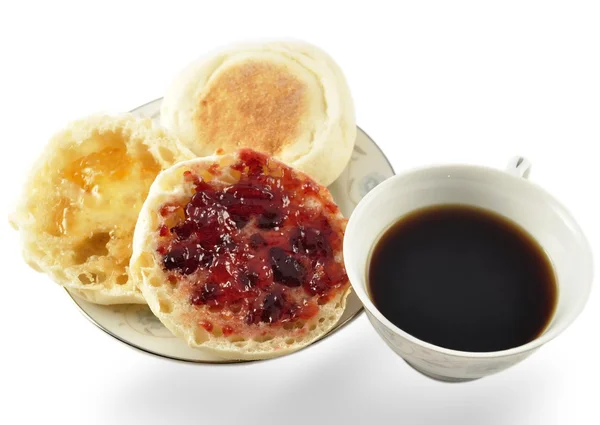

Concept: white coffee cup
[[344, 157, 593, 382]]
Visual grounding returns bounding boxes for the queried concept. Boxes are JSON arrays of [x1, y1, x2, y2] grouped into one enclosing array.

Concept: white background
[[1, 1, 599, 424]]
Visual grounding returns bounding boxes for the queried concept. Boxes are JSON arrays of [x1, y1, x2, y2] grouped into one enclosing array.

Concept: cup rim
[[344, 162, 594, 359]]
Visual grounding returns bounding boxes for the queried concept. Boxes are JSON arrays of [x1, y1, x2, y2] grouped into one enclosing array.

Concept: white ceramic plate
[[66, 98, 395, 363]]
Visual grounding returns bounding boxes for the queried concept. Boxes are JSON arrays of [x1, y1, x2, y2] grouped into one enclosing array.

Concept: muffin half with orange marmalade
[[10, 114, 195, 304]]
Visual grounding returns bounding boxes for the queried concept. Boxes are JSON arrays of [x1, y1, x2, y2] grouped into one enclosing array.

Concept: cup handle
[[505, 156, 532, 179]]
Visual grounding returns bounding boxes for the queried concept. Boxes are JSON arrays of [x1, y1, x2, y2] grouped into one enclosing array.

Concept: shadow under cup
[[344, 165, 593, 382]]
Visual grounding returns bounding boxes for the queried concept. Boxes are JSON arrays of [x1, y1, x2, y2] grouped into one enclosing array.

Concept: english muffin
[[160, 40, 356, 187], [130, 149, 351, 359], [10, 114, 196, 304]]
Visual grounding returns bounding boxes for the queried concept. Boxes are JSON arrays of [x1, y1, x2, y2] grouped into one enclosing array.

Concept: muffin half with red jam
[[130, 149, 350, 360]]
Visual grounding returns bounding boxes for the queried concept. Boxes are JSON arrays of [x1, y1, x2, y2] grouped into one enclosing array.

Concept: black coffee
[[368, 204, 557, 352]]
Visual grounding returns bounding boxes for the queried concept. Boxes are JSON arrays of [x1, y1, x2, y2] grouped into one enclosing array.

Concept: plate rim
[[64, 98, 396, 364]]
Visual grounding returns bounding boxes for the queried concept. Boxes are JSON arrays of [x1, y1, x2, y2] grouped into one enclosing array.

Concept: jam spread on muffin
[[156, 150, 348, 334]]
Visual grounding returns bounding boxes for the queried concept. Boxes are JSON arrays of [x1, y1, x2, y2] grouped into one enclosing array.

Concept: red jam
[[200, 321, 214, 332], [158, 149, 347, 331]]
